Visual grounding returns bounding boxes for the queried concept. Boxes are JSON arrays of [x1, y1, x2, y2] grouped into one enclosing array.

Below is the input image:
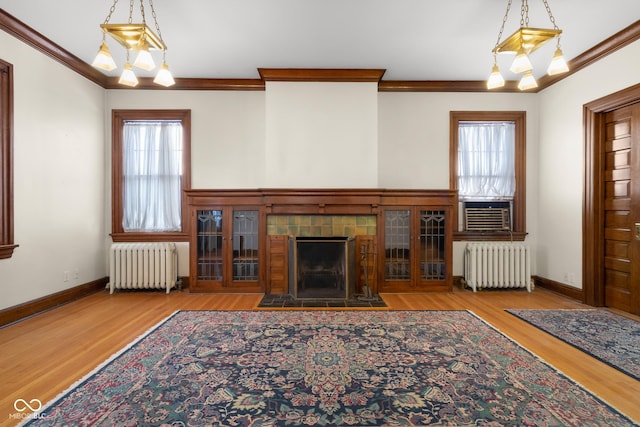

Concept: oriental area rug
[[507, 309, 640, 381], [22, 310, 638, 426]]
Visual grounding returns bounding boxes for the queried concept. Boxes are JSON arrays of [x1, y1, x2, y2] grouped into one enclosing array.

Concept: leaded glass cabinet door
[[380, 207, 451, 292], [418, 209, 448, 289], [231, 210, 260, 286], [192, 206, 263, 292], [196, 209, 224, 286], [382, 209, 412, 290]]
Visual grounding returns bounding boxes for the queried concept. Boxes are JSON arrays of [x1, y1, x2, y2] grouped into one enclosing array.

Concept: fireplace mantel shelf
[[186, 188, 457, 215]]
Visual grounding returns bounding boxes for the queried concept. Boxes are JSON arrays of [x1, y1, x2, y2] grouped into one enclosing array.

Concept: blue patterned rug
[[22, 310, 638, 426], [507, 309, 640, 381]]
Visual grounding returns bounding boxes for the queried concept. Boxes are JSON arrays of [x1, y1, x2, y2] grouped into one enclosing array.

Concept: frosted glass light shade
[[91, 42, 117, 71], [510, 47, 533, 74], [487, 64, 505, 89], [517, 71, 538, 90], [547, 47, 569, 75], [119, 63, 139, 87], [153, 63, 175, 87], [133, 47, 156, 71]]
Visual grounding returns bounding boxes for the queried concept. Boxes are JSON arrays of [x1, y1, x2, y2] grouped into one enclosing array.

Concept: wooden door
[[603, 103, 640, 315], [228, 208, 263, 292], [379, 208, 413, 292], [416, 208, 451, 292], [191, 208, 225, 292]]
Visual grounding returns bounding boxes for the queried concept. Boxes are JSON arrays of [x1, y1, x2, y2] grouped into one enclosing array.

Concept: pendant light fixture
[[91, 0, 175, 87], [487, 0, 569, 90]]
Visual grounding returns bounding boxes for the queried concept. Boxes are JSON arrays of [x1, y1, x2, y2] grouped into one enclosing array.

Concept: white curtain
[[123, 121, 183, 231], [458, 121, 515, 200]]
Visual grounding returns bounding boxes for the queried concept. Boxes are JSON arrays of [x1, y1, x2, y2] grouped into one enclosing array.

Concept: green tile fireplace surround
[[267, 215, 377, 238]]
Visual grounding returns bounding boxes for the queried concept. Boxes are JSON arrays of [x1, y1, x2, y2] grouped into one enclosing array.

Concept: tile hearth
[[257, 294, 387, 308]]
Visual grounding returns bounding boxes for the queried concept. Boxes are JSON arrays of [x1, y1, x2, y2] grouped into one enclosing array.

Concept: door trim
[[584, 83, 640, 306]]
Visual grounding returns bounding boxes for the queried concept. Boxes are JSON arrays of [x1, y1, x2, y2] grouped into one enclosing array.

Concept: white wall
[[265, 81, 379, 187], [0, 32, 106, 310], [537, 40, 640, 289], [106, 90, 266, 190]]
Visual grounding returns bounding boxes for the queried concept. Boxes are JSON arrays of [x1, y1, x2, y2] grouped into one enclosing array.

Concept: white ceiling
[[1, 1, 639, 82]]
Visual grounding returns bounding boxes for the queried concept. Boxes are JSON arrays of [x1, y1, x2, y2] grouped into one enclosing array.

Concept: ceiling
[[1, 1, 639, 83]]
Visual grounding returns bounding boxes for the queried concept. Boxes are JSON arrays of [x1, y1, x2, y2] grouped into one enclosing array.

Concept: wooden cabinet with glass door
[[378, 207, 451, 292], [190, 207, 263, 293]]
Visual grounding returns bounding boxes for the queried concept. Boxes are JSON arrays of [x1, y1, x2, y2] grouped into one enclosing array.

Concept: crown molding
[[258, 68, 386, 82], [103, 77, 265, 91], [0, 9, 108, 87], [1, 9, 638, 93], [378, 80, 522, 92], [536, 20, 640, 91]]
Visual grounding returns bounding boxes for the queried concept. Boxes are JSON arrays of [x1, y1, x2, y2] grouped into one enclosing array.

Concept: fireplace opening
[[289, 237, 355, 299]]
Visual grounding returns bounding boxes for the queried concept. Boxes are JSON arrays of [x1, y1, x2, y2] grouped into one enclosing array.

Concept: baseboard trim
[[455, 274, 584, 302], [0, 277, 108, 327], [533, 275, 584, 302]]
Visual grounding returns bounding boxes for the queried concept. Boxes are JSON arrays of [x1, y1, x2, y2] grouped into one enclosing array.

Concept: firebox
[[288, 236, 355, 299]]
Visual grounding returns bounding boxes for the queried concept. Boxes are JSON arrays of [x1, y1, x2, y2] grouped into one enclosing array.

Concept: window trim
[[0, 59, 17, 259], [111, 109, 191, 242], [449, 111, 526, 241]]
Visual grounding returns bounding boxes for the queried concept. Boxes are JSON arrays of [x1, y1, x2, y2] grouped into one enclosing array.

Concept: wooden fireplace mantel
[[185, 188, 457, 295]]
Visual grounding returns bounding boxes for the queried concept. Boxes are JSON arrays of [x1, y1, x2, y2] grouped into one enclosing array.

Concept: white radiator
[[109, 243, 178, 294], [464, 243, 532, 292]]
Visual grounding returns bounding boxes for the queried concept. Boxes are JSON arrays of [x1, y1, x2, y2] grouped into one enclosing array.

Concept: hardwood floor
[[1, 287, 639, 426]]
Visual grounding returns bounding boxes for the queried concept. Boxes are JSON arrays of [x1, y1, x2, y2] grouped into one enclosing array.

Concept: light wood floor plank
[[1, 288, 638, 426]]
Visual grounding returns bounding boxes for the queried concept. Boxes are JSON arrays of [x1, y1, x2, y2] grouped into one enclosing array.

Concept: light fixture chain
[[139, 0, 147, 25], [148, 0, 165, 46], [542, 0, 560, 30], [128, 0, 134, 24], [494, 0, 513, 49], [103, 0, 120, 24], [520, 0, 529, 27]]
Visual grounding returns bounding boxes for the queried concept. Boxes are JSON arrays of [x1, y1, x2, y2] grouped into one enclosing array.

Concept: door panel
[[196, 209, 224, 285], [603, 103, 640, 314], [231, 209, 260, 286], [381, 209, 412, 290]]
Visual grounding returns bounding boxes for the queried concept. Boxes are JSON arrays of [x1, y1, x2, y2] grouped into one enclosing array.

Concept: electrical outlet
[[73, 269, 79, 279], [63, 271, 69, 282], [568, 273, 575, 284]]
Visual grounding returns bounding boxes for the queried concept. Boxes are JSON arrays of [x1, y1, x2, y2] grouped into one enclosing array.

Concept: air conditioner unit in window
[[464, 202, 511, 231]]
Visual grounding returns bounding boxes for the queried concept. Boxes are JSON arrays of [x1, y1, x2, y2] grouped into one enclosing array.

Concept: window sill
[[0, 244, 19, 259], [110, 232, 189, 243], [453, 231, 527, 242]]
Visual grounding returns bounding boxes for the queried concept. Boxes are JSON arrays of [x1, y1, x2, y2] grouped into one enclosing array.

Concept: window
[[111, 110, 191, 242], [0, 59, 17, 259], [450, 111, 526, 241], [458, 121, 515, 200]]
